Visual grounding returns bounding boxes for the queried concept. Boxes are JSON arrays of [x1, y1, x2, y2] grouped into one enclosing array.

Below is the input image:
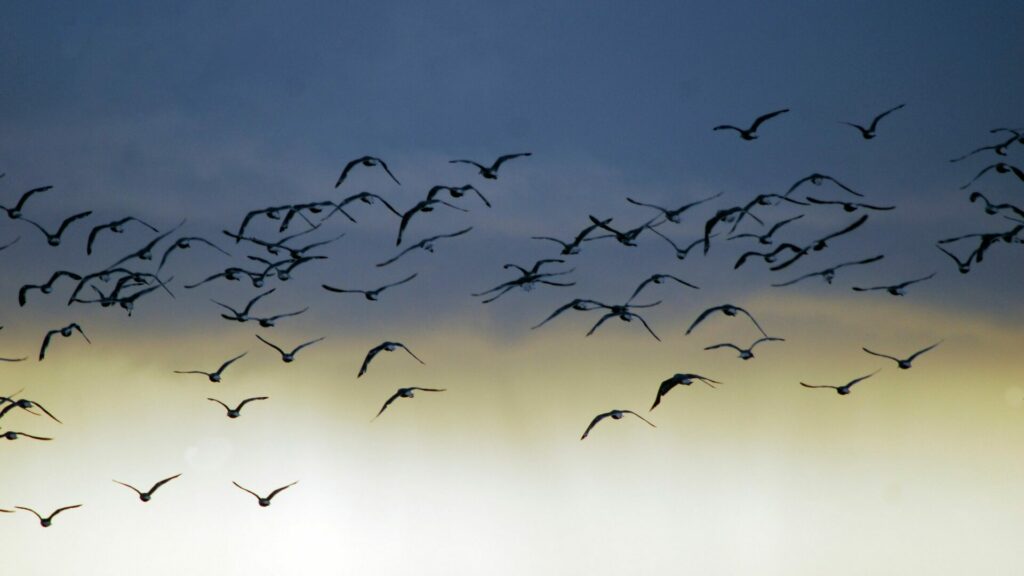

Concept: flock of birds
[[2, 105, 1023, 526]]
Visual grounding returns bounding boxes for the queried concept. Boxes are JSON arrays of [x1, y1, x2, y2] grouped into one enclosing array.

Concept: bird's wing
[[382, 273, 418, 290], [148, 474, 183, 494], [868, 103, 905, 131], [335, 158, 363, 188], [15, 506, 43, 521], [375, 390, 404, 418], [55, 211, 92, 237], [704, 342, 741, 352], [112, 480, 144, 496], [255, 334, 285, 355], [846, 370, 880, 387], [735, 307, 769, 337], [49, 505, 83, 519], [232, 481, 261, 499], [750, 108, 790, 130], [267, 481, 299, 500], [580, 412, 611, 440], [217, 352, 248, 374], [38, 330, 58, 360], [397, 344, 425, 364], [237, 397, 269, 410], [623, 410, 657, 428], [13, 186, 53, 212], [685, 306, 725, 335], [630, 313, 661, 342], [292, 337, 325, 354], [585, 312, 617, 337], [376, 158, 401, 185], [491, 152, 531, 171], [207, 398, 231, 412], [906, 341, 942, 362]]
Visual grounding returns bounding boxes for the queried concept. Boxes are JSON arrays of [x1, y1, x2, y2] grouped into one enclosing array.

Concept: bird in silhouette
[[396, 198, 468, 245], [185, 266, 273, 289], [729, 214, 804, 245], [335, 156, 400, 187], [647, 227, 713, 261], [650, 374, 721, 411], [358, 341, 424, 377], [426, 184, 492, 208], [800, 370, 880, 395], [1, 185, 51, 219], [255, 335, 324, 363], [805, 197, 895, 212], [253, 308, 309, 328], [0, 395, 61, 423], [949, 133, 1021, 162], [174, 352, 247, 382], [704, 337, 785, 360], [969, 192, 1024, 219], [703, 206, 764, 254], [277, 201, 351, 232], [233, 204, 298, 238], [960, 163, 1024, 189], [376, 227, 473, 267], [86, 217, 158, 255], [375, 387, 446, 419], [473, 259, 575, 303], [841, 103, 905, 139], [585, 215, 662, 247], [628, 274, 699, 303], [862, 342, 941, 369], [585, 301, 663, 341], [18, 271, 82, 307], [626, 191, 723, 224], [785, 173, 863, 198], [108, 220, 185, 269], [531, 218, 610, 256], [768, 215, 870, 271], [713, 108, 790, 140], [2, 429, 53, 441], [449, 153, 532, 179], [212, 288, 276, 323], [157, 236, 230, 272], [935, 244, 973, 274], [232, 481, 298, 507], [15, 505, 81, 527], [852, 273, 935, 295], [325, 191, 403, 222], [208, 397, 268, 418], [734, 243, 805, 269], [581, 410, 656, 439], [22, 211, 92, 246], [686, 304, 768, 337], [112, 474, 182, 502], [323, 273, 418, 300], [772, 255, 884, 287], [39, 323, 90, 361]]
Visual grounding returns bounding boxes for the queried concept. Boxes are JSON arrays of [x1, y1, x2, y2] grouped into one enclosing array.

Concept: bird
[[2, 429, 53, 441], [729, 214, 805, 245], [232, 481, 298, 507], [255, 335, 324, 363], [734, 243, 804, 269], [174, 352, 247, 383], [800, 371, 880, 395], [704, 337, 785, 360], [713, 108, 790, 140], [396, 198, 468, 245], [335, 156, 400, 187], [358, 341, 424, 377], [768, 215, 871, 271], [580, 410, 656, 440], [39, 323, 90, 361], [212, 288, 276, 323], [375, 387, 446, 419], [647, 227, 713, 261], [585, 302, 663, 341], [472, 259, 575, 304], [585, 215, 662, 247], [15, 505, 82, 527], [112, 474, 182, 502], [449, 153, 532, 179], [960, 163, 1024, 189], [376, 227, 473, 267], [841, 103, 905, 139], [531, 218, 611, 256], [805, 197, 895, 212], [625, 191, 723, 224], [949, 133, 1020, 162], [322, 191, 403, 222], [108, 220, 185, 269], [852, 273, 936, 295], [208, 397, 269, 418], [157, 236, 230, 272], [21, 210, 92, 246], [185, 266, 273, 289], [935, 244, 973, 274], [703, 206, 764, 254], [862, 342, 941, 369], [426, 184, 492, 208], [18, 271, 82, 307], [627, 274, 699, 303], [86, 217, 159, 255], [685, 304, 768, 337], [969, 192, 1024, 219], [771, 255, 885, 287], [253, 308, 309, 328], [322, 273, 418, 300], [0, 395, 61, 423], [650, 374, 720, 411], [785, 173, 863, 198], [1, 185, 51, 219], [530, 298, 607, 330]]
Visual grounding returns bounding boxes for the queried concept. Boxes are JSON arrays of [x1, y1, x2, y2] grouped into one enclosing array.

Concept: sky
[[1, 1, 1023, 574]]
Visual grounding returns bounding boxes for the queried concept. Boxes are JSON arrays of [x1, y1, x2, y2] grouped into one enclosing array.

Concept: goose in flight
[[335, 156, 400, 187], [375, 387, 446, 419], [396, 198, 468, 245], [960, 162, 1024, 189], [174, 352, 247, 383], [627, 274, 699, 303], [625, 191, 723, 224], [0, 395, 61, 423], [949, 132, 1020, 162], [358, 341, 424, 377], [969, 191, 1024, 219], [768, 215, 870, 271], [581, 410, 656, 439], [112, 474, 182, 502], [323, 273, 418, 301], [449, 153, 531, 179], [22, 211, 92, 247], [376, 227, 473, 267], [800, 370, 880, 395], [713, 108, 790, 140], [531, 218, 610, 256], [852, 273, 935, 295], [426, 184, 491, 208], [15, 505, 81, 527], [2, 429, 53, 441], [255, 335, 324, 363], [232, 481, 298, 507], [862, 342, 940, 369], [704, 337, 785, 360], [805, 197, 895, 212], [212, 288, 276, 323], [18, 271, 82, 307], [734, 243, 804, 269], [585, 301, 663, 341], [647, 227, 713, 261], [729, 214, 804, 245], [841, 103, 905, 139], [157, 236, 230, 272], [650, 374, 720, 411], [473, 259, 575, 304], [1, 185, 51, 219], [785, 173, 863, 198], [771, 254, 884, 287], [39, 323, 90, 361], [86, 217, 158, 255], [685, 304, 768, 337], [208, 396, 268, 418]]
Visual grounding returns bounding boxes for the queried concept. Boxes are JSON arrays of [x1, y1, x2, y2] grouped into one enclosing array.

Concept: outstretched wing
[[580, 412, 611, 440]]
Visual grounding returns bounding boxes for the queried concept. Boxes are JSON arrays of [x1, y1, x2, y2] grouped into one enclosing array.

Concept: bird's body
[[449, 153, 531, 179], [174, 352, 247, 383], [375, 387, 445, 418], [39, 323, 90, 361], [800, 370, 880, 395], [650, 374, 720, 410], [208, 397, 268, 418], [686, 304, 768, 337], [704, 337, 785, 360], [16, 505, 81, 527], [233, 481, 298, 507], [358, 341, 424, 377], [863, 342, 940, 369], [581, 409, 656, 439], [335, 156, 400, 187]]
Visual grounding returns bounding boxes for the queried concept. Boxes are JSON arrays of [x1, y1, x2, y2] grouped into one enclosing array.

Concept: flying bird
[[255, 335, 324, 363], [375, 387, 446, 419], [322, 273, 418, 301], [157, 236, 230, 272], [112, 474, 182, 502], [531, 218, 611, 256], [585, 301, 663, 341], [734, 243, 804, 269], [960, 163, 1024, 189], [212, 288, 276, 323], [800, 370, 880, 395], [949, 133, 1020, 162], [449, 153, 531, 179], [358, 341, 424, 377], [396, 198, 468, 245], [785, 173, 863, 198], [18, 271, 82, 307], [376, 227, 472, 267], [2, 429, 53, 441], [650, 374, 720, 411], [768, 215, 870, 271], [841, 103, 905, 139], [713, 108, 790, 140], [1, 185, 51, 219], [647, 227, 713, 261], [530, 298, 607, 330], [862, 342, 941, 369], [704, 337, 785, 360], [426, 184, 492, 208], [21, 211, 92, 246], [729, 214, 805, 245], [39, 323, 91, 361], [232, 481, 298, 507], [0, 396, 61, 423], [627, 274, 699, 303], [580, 410, 656, 440], [174, 352, 247, 383], [771, 255, 885, 287], [86, 217, 159, 255], [335, 156, 400, 187], [108, 220, 185, 269], [585, 215, 662, 247], [969, 192, 1024, 219], [703, 206, 764, 254], [935, 244, 973, 274], [625, 191, 723, 224], [208, 397, 269, 418], [805, 197, 895, 212], [15, 505, 82, 527], [472, 259, 575, 304], [852, 273, 936, 295], [685, 304, 768, 337]]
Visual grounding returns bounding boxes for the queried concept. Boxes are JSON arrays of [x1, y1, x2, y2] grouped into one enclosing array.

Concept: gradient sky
[[2, 2, 1023, 574]]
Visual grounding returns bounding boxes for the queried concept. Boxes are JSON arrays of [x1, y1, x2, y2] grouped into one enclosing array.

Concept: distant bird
[[0, 236, 20, 252], [112, 474, 182, 502], [2, 429, 53, 441], [863, 342, 940, 369], [949, 133, 1020, 162], [396, 198, 468, 245], [686, 304, 768, 337], [255, 335, 324, 363], [772, 254, 884, 287], [376, 227, 472, 267], [585, 215, 662, 247], [0, 396, 61, 423], [232, 481, 298, 507], [186, 266, 273, 289], [713, 108, 790, 140], [253, 308, 309, 328], [785, 173, 863, 198], [531, 218, 610, 256], [841, 103, 905, 139], [531, 298, 606, 330], [86, 217, 158, 255], [800, 370, 880, 395], [320, 191, 402, 223], [805, 197, 895, 212], [1, 185, 51, 219], [585, 301, 663, 341], [852, 273, 936, 295], [626, 191, 723, 224], [768, 215, 870, 271], [650, 374, 720, 411], [22, 211, 92, 246], [426, 184, 492, 208], [969, 192, 1024, 219], [580, 410, 656, 440], [18, 271, 82, 307], [704, 337, 785, 360], [729, 214, 805, 245], [647, 227, 713, 261], [703, 206, 764, 254], [174, 352, 247, 383], [960, 163, 1024, 190], [15, 505, 81, 527], [628, 274, 699, 303], [212, 288, 276, 323], [322, 273, 418, 301], [108, 220, 185, 269], [0, 356, 26, 363], [358, 341, 424, 377], [335, 156, 400, 187], [208, 397, 268, 418], [734, 243, 804, 269], [375, 387, 446, 419], [472, 259, 575, 304], [39, 323, 90, 361], [449, 153, 531, 179], [935, 244, 973, 274], [157, 236, 230, 272]]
